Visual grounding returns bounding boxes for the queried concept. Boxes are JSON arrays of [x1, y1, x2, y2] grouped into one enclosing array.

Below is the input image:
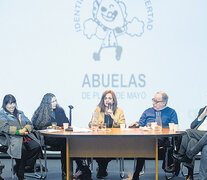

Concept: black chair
[[179, 139, 201, 178], [162, 137, 181, 180]]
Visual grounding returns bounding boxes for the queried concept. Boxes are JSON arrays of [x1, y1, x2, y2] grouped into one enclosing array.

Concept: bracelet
[[15, 129, 20, 135]]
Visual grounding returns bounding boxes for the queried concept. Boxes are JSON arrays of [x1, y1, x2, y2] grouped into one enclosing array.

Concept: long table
[[40, 128, 185, 180]]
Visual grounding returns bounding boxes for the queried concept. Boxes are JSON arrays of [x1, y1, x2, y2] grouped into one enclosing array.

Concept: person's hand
[[107, 109, 113, 115], [199, 107, 207, 120], [128, 122, 139, 128], [19, 129, 28, 135], [107, 109, 116, 122], [203, 107, 207, 116]]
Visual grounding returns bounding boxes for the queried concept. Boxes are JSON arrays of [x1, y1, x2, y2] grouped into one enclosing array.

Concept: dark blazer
[[191, 106, 207, 129], [51, 108, 69, 127], [34, 107, 69, 130]]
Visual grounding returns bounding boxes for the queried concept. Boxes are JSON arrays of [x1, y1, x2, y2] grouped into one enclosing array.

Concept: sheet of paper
[[40, 129, 62, 133], [73, 127, 92, 133]]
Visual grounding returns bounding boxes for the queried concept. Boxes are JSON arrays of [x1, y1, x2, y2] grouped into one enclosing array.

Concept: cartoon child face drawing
[[96, 0, 125, 29], [83, 0, 145, 61]]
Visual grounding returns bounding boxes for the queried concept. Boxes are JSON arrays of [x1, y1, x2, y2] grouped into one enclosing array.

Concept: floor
[[0, 158, 200, 180]]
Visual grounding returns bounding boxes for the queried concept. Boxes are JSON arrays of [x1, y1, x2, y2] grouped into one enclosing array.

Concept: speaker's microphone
[[68, 105, 74, 126], [108, 103, 111, 110]]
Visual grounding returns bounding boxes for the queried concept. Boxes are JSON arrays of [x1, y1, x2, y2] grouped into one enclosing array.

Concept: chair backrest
[[159, 136, 181, 175]]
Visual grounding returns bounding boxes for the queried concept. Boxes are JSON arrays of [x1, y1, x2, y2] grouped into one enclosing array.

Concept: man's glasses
[[152, 98, 163, 104]]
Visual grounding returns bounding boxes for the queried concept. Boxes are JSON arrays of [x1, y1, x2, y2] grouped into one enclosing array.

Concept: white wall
[[0, 0, 206, 129]]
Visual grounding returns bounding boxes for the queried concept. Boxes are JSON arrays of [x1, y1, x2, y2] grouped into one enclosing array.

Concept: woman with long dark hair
[[89, 90, 126, 179], [32, 93, 69, 129], [32, 93, 92, 180], [0, 94, 41, 180], [32, 93, 69, 180]]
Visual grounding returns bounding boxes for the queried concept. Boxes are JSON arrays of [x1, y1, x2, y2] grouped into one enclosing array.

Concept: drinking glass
[[169, 123, 175, 131], [151, 122, 157, 130], [51, 122, 57, 129], [146, 123, 151, 129], [99, 123, 106, 131], [154, 124, 162, 132], [120, 124, 125, 130], [155, 112, 162, 131], [63, 123, 69, 130]]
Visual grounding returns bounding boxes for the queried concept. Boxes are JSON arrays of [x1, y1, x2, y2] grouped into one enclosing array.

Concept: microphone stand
[[107, 103, 111, 128], [68, 105, 74, 126]]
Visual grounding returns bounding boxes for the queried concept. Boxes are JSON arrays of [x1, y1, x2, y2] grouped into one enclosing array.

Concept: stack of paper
[[73, 127, 92, 133]]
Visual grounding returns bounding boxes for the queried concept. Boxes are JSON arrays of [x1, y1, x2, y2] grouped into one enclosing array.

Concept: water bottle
[[155, 111, 162, 131]]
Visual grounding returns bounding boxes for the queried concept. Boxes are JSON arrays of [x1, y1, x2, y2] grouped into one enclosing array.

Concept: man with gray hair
[[129, 92, 178, 180], [129, 92, 177, 128]]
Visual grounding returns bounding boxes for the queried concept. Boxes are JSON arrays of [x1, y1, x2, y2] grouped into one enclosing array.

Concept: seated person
[[89, 90, 125, 179], [129, 92, 178, 180], [173, 106, 207, 180], [32, 93, 88, 180], [0, 94, 41, 180], [0, 161, 4, 180]]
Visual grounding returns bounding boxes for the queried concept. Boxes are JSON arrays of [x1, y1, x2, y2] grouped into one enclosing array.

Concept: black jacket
[[50, 108, 69, 127]]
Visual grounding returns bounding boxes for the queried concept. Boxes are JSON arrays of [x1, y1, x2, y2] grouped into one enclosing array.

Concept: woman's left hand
[[19, 129, 29, 135]]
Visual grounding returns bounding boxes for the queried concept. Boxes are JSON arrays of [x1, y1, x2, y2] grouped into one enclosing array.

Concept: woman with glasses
[[89, 90, 126, 179], [32, 93, 88, 180], [32, 93, 70, 180]]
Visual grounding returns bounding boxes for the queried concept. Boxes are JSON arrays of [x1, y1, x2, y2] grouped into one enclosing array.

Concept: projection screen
[[0, 0, 206, 129]]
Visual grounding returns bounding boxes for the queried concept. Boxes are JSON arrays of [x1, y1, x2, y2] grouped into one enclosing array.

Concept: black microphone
[[68, 105, 74, 126], [107, 103, 112, 128], [108, 103, 111, 110]]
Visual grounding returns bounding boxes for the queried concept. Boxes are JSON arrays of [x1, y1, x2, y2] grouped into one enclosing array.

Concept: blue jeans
[[199, 145, 207, 180]]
